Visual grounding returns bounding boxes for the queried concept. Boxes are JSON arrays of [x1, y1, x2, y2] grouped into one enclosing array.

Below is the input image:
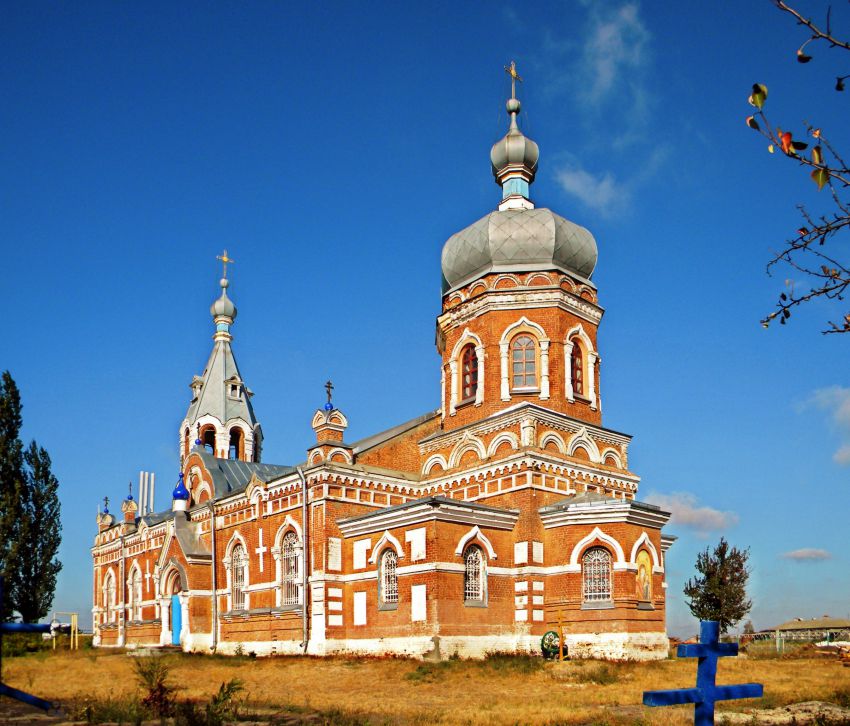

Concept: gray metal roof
[[538, 491, 662, 515], [350, 409, 440, 454], [192, 448, 295, 498], [338, 495, 518, 525], [183, 337, 258, 430], [441, 207, 598, 294], [774, 616, 850, 631]]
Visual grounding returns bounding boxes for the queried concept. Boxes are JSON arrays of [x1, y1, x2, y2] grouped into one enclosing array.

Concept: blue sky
[[2, 1, 848, 636]]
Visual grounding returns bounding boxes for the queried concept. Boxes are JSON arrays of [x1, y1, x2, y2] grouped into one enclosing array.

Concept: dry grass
[[2, 647, 849, 725]]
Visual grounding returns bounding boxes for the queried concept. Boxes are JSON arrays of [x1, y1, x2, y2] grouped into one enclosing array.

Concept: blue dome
[[172, 472, 190, 501]]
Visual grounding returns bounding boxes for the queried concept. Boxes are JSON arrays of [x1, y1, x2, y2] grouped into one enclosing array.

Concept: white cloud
[[643, 492, 738, 536], [579, 3, 651, 105], [800, 386, 850, 465], [782, 548, 832, 561], [555, 165, 626, 214]]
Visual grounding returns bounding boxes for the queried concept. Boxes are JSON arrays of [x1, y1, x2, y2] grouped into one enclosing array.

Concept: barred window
[[231, 544, 247, 611], [380, 549, 399, 605], [511, 335, 537, 389], [464, 545, 485, 602], [582, 547, 612, 603], [461, 344, 478, 401], [282, 532, 300, 606], [130, 568, 142, 620], [571, 339, 584, 397]]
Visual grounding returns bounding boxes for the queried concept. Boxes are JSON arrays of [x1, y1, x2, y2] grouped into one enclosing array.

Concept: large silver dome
[[441, 207, 598, 293]]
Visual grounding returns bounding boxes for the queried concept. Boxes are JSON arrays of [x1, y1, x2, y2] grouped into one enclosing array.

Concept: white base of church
[[562, 631, 670, 661]]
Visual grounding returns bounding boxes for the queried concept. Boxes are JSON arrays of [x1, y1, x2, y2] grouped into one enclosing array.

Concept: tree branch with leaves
[[746, 1, 850, 334]]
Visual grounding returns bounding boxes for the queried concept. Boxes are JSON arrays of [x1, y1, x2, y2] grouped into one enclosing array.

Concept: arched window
[[228, 428, 243, 460], [201, 426, 216, 455], [103, 572, 116, 622], [231, 544, 247, 611], [463, 545, 486, 603], [379, 549, 399, 605], [461, 344, 478, 402], [511, 335, 537, 390], [582, 547, 612, 603], [570, 338, 584, 397], [130, 568, 142, 621], [183, 427, 190, 456], [281, 532, 300, 606]]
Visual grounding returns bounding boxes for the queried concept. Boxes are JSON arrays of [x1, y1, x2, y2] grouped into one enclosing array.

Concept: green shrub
[[133, 656, 175, 717]]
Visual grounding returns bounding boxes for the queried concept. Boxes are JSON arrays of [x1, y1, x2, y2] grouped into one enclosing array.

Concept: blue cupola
[[172, 472, 190, 512]]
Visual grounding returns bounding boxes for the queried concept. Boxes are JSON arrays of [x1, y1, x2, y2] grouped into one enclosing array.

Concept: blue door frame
[[171, 594, 181, 646]]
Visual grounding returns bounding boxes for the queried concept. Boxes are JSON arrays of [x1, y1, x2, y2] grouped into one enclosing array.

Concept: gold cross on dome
[[504, 60, 523, 99], [217, 249, 235, 279], [325, 379, 334, 405]]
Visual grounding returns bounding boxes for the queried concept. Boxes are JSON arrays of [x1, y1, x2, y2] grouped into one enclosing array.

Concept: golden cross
[[216, 249, 235, 279], [504, 60, 522, 100]]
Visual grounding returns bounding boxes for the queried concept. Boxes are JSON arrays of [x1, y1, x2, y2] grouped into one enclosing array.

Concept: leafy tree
[[683, 537, 752, 634], [0, 371, 24, 621], [0, 371, 62, 622], [746, 1, 850, 333], [8, 442, 63, 622]]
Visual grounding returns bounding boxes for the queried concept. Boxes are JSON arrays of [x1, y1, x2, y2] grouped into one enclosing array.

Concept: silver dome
[[441, 207, 598, 293], [210, 278, 237, 320]]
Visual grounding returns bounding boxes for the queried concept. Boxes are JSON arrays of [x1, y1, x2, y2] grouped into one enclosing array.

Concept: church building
[[91, 69, 675, 660]]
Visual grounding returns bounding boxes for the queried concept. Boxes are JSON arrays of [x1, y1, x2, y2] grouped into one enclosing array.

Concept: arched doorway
[[163, 567, 185, 647]]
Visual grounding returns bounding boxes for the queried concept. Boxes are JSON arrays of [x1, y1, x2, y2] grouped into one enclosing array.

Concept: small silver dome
[[441, 208, 597, 293], [490, 98, 539, 184], [210, 278, 237, 320]]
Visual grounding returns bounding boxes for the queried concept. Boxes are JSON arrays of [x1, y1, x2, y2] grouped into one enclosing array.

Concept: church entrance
[[162, 565, 186, 648]]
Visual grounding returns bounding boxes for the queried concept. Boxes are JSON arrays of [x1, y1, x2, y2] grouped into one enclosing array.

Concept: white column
[[215, 430, 229, 459], [564, 341, 575, 402], [589, 352, 598, 410], [500, 343, 510, 401], [540, 340, 550, 400], [440, 365, 446, 422], [449, 359, 458, 415], [474, 344, 485, 405]]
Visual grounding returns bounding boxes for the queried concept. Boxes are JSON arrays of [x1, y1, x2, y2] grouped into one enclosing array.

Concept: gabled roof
[[192, 448, 295, 498], [184, 338, 258, 428]]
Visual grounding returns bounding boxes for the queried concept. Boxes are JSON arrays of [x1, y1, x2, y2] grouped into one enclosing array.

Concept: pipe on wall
[[297, 466, 309, 654], [208, 500, 218, 653]]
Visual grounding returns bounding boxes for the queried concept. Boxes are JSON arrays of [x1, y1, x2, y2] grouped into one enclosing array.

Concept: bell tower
[[437, 63, 603, 432], [179, 251, 263, 462]]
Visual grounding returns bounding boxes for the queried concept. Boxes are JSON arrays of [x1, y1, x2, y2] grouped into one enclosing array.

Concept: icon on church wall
[[635, 550, 652, 601]]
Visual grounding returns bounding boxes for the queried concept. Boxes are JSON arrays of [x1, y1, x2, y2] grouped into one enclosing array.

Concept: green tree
[[9, 442, 63, 622], [0, 371, 24, 621], [746, 1, 850, 333], [683, 537, 752, 634]]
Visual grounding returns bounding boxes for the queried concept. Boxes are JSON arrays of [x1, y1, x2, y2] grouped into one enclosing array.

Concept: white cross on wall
[[255, 528, 267, 573], [144, 561, 151, 592]]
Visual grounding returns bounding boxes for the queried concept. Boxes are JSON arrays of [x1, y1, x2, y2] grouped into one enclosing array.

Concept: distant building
[[771, 616, 850, 641], [91, 69, 676, 660]]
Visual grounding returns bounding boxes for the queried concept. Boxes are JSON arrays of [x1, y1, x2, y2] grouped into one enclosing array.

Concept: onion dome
[[210, 278, 237, 321], [440, 70, 597, 294], [172, 472, 190, 501]]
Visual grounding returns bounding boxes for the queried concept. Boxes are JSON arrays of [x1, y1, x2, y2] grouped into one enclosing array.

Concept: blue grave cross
[[643, 620, 763, 726]]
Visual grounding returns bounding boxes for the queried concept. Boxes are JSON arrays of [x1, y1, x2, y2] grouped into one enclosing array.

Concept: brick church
[[91, 68, 675, 660]]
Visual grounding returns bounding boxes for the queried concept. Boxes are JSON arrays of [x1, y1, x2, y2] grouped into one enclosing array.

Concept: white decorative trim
[[449, 329, 485, 412], [600, 448, 623, 468], [567, 427, 601, 463], [309, 450, 324, 464], [539, 431, 566, 454], [454, 525, 497, 560], [492, 273, 522, 289], [486, 431, 519, 457], [565, 324, 597, 409], [368, 530, 405, 563], [275, 514, 303, 542], [325, 447, 353, 464], [629, 532, 663, 573], [448, 433, 486, 468], [567, 527, 627, 571], [422, 454, 448, 476]]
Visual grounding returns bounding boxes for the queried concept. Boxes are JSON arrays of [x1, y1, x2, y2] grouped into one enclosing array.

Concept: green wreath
[[541, 630, 562, 659]]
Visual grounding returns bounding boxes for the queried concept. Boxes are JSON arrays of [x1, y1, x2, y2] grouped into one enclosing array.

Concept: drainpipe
[[208, 500, 218, 653], [297, 466, 309, 654], [119, 535, 125, 646]]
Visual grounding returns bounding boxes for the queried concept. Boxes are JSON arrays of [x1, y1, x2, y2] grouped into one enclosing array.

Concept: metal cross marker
[[643, 620, 763, 726], [325, 380, 334, 405], [144, 561, 151, 593], [504, 60, 522, 99], [217, 249, 235, 279], [255, 528, 267, 573]]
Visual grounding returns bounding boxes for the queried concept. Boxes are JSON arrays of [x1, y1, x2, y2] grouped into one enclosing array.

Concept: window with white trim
[[103, 572, 116, 623], [130, 568, 142, 620], [463, 545, 486, 603], [231, 544, 248, 611], [511, 335, 537, 390], [379, 549, 399, 605], [570, 337, 585, 397], [281, 532, 300, 606], [582, 547, 612, 603], [461, 343, 478, 402]]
